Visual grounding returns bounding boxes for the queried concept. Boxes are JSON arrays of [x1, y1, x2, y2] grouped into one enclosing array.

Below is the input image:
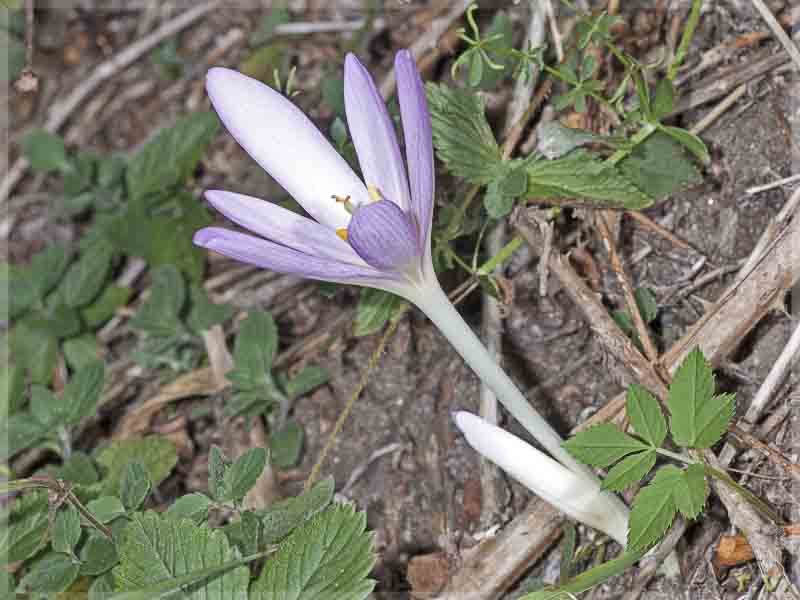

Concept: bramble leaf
[[626, 384, 667, 447], [96, 437, 177, 496], [628, 465, 681, 551], [563, 423, 650, 467], [601, 449, 656, 492], [251, 503, 376, 600], [674, 463, 708, 519], [257, 476, 335, 545], [225, 447, 268, 502]]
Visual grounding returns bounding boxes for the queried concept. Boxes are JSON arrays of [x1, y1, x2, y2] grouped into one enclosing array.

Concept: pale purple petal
[[206, 68, 368, 230], [347, 201, 419, 271], [344, 54, 411, 211], [395, 49, 435, 252], [205, 190, 367, 266], [194, 227, 397, 284]]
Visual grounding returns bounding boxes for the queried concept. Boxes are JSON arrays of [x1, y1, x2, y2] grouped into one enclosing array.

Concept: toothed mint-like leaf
[[626, 385, 667, 448], [251, 503, 376, 600], [52, 504, 82, 556], [228, 310, 278, 389], [258, 476, 335, 545], [601, 449, 656, 492], [0, 491, 49, 564], [628, 465, 681, 551], [113, 511, 250, 600], [95, 437, 177, 496], [525, 150, 652, 209], [563, 423, 650, 467], [667, 348, 735, 449], [426, 83, 503, 185], [618, 132, 701, 200], [674, 463, 708, 519], [225, 447, 268, 502]]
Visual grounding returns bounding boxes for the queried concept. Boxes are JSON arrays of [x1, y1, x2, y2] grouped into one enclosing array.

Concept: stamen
[[367, 184, 382, 203], [336, 228, 349, 242], [332, 194, 354, 214]]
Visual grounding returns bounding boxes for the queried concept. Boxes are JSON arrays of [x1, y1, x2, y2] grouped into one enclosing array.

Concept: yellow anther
[[336, 228, 349, 242], [367, 184, 382, 202]]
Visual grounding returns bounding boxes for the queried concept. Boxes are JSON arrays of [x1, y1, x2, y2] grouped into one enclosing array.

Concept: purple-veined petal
[[205, 67, 368, 230], [205, 190, 368, 266], [344, 54, 411, 212], [395, 49, 435, 253], [193, 227, 398, 285], [347, 200, 419, 271]]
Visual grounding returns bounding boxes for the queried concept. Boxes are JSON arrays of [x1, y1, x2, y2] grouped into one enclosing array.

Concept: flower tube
[[453, 411, 630, 545], [194, 50, 589, 477]]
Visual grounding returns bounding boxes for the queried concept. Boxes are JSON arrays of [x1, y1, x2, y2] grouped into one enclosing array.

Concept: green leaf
[[63, 334, 102, 371], [146, 195, 213, 282], [660, 126, 710, 165], [0, 413, 49, 459], [89, 573, 116, 599], [129, 264, 186, 337], [52, 503, 82, 556], [120, 461, 152, 511], [186, 285, 234, 333], [0, 491, 49, 564], [628, 466, 681, 551], [674, 463, 708, 519], [536, 121, 600, 160], [667, 347, 735, 448], [18, 551, 80, 594], [82, 284, 132, 329], [468, 51, 484, 87], [126, 112, 219, 200], [57, 451, 100, 486], [558, 522, 577, 584], [80, 533, 119, 576], [10, 320, 57, 384], [562, 423, 650, 467], [228, 310, 278, 389], [87, 496, 127, 524], [426, 83, 503, 185], [525, 150, 652, 209], [208, 445, 233, 503], [634, 287, 658, 324], [484, 180, 516, 219], [165, 493, 213, 523], [285, 365, 329, 400], [63, 359, 105, 425], [30, 384, 62, 427], [225, 447, 268, 502], [251, 503, 376, 600], [28, 244, 71, 299], [22, 130, 71, 172], [652, 78, 676, 120], [62, 241, 115, 308], [112, 511, 251, 600], [1, 263, 37, 319], [250, 6, 291, 45], [355, 288, 404, 337], [270, 421, 303, 468], [618, 132, 702, 200], [601, 449, 656, 492], [96, 437, 178, 496], [0, 363, 25, 415], [223, 510, 262, 556], [258, 476, 335, 545], [626, 384, 667, 447]]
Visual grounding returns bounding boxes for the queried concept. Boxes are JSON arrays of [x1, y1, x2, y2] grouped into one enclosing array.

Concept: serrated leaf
[[526, 150, 652, 209], [225, 447, 268, 502], [229, 311, 278, 389], [251, 503, 376, 600], [208, 445, 233, 502], [618, 132, 701, 200], [62, 242, 115, 308], [628, 466, 681, 551], [80, 533, 119, 576], [667, 348, 735, 448], [426, 83, 503, 185], [18, 551, 80, 594], [82, 284, 132, 328], [57, 451, 99, 486], [536, 121, 599, 160], [661, 126, 709, 165], [89, 573, 116, 599], [166, 493, 213, 523], [63, 359, 105, 425], [355, 288, 404, 337], [484, 180, 516, 219], [11, 320, 57, 384], [601, 449, 656, 492], [0, 413, 50, 460], [120, 461, 152, 511], [1, 263, 37, 319], [28, 244, 71, 298], [186, 285, 234, 333], [562, 423, 650, 467], [30, 384, 62, 427], [126, 112, 219, 200], [95, 437, 177, 496], [285, 365, 329, 400], [674, 463, 708, 519], [626, 385, 667, 447], [63, 335, 102, 370], [270, 421, 303, 469], [0, 491, 49, 564], [258, 476, 335, 545], [52, 504, 82, 556], [112, 511, 250, 600], [223, 510, 262, 557], [128, 264, 186, 337]]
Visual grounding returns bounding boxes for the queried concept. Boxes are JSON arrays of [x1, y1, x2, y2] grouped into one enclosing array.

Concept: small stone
[[407, 552, 451, 598]]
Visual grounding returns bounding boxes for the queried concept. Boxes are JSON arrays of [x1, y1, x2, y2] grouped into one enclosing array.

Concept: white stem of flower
[[408, 280, 595, 479], [453, 411, 630, 546]]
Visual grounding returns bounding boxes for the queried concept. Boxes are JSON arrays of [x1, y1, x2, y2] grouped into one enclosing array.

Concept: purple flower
[[194, 50, 435, 299]]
